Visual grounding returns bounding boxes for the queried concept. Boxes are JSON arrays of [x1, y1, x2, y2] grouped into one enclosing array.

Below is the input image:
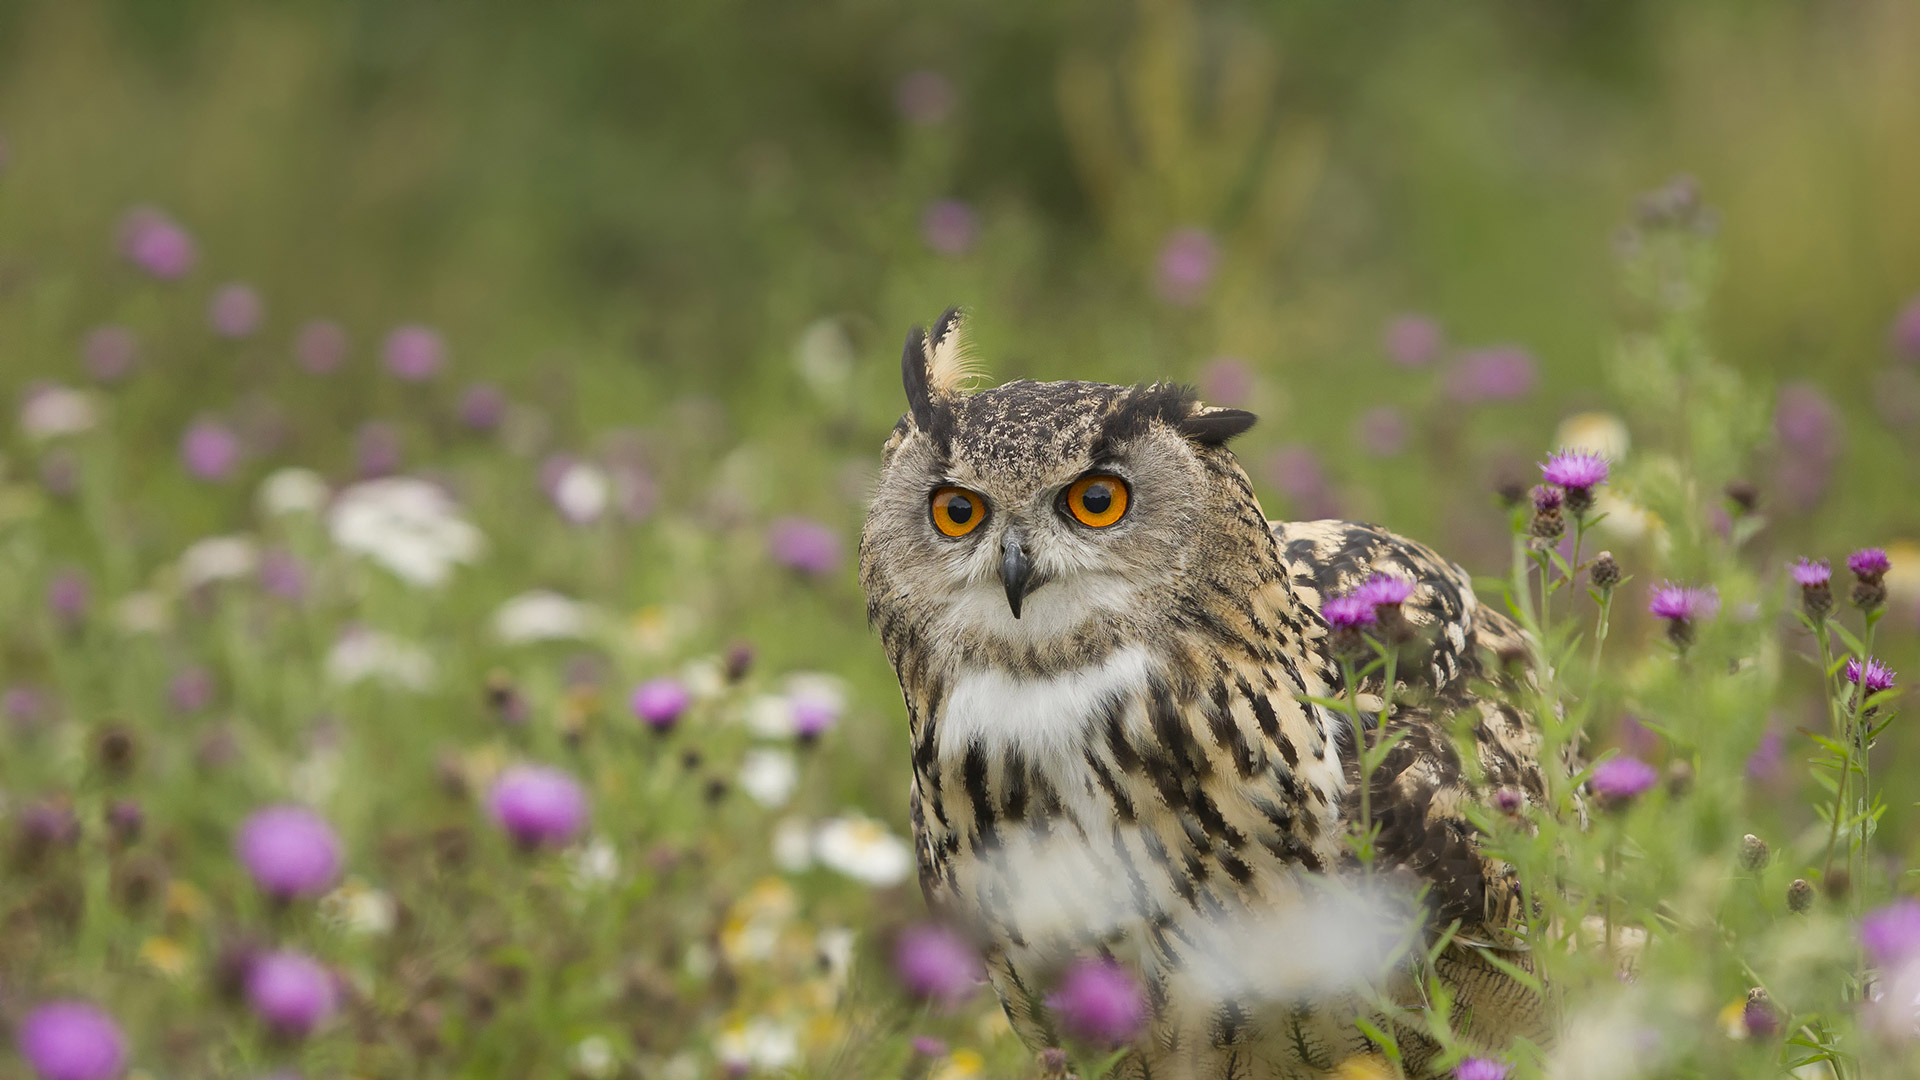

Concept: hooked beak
[[1000, 531, 1034, 619]]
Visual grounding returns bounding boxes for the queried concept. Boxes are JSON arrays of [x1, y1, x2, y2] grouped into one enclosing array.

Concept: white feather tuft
[[925, 313, 988, 395]]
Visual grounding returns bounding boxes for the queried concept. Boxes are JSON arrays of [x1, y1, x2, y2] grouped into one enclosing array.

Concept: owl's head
[[860, 309, 1260, 653]]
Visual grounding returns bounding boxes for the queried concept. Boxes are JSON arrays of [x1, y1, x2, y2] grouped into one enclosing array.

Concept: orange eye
[[1065, 474, 1129, 527], [930, 487, 987, 538]]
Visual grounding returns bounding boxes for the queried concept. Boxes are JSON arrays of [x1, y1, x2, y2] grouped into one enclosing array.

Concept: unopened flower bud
[[106, 799, 144, 847], [1739, 834, 1770, 871], [1529, 485, 1565, 543], [1589, 551, 1621, 591], [1664, 759, 1694, 798], [1786, 878, 1814, 913], [1743, 988, 1778, 1039], [1038, 1048, 1072, 1080], [1823, 868, 1850, 903], [94, 723, 139, 780], [1492, 788, 1525, 816]]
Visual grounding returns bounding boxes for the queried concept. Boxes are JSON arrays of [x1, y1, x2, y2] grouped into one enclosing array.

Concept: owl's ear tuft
[[925, 307, 986, 395], [1178, 407, 1258, 445], [901, 325, 937, 431]]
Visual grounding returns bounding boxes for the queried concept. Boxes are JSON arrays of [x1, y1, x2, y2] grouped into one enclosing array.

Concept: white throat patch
[[939, 644, 1154, 767]]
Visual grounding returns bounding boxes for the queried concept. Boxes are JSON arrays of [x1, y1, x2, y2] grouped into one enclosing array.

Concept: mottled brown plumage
[[860, 310, 1552, 1077]]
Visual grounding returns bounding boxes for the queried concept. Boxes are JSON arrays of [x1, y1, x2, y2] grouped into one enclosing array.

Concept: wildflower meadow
[[3, 2, 1920, 1078]]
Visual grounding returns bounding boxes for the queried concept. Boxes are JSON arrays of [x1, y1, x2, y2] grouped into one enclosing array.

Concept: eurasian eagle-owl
[[859, 310, 1550, 1077]]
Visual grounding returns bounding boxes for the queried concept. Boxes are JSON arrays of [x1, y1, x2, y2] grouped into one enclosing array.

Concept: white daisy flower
[[813, 814, 912, 887], [20, 384, 97, 440], [568, 836, 621, 889], [492, 590, 596, 644], [320, 878, 397, 936], [328, 476, 483, 587], [114, 591, 170, 634], [326, 628, 436, 690], [554, 462, 612, 524], [738, 749, 799, 808], [569, 1035, 617, 1079], [178, 535, 259, 587], [257, 467, 330, 516], [772, 817, 813, 872], [714, 1017, 801, 1072]]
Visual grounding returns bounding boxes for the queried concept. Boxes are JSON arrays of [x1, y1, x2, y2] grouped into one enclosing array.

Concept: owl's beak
[[1000, 531, 1034, 619]]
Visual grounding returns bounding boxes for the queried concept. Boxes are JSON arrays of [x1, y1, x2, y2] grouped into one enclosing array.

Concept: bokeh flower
[[1455, 1059, 1508, 1080], [1354, 405, 1408, 458], [492, 590, 594, 643], [1047, 958, 1147, 1046], [1446, 346, 1537, 403], [631, 677, 691, 731], [1199, 357, 1254, 407], [893, 923, 982, 1005], [813, 814, 911, 886], [488, 764, 589, 848], [46, 568, 91, 627], [245, 950, 339, 1037], [768, 516, 842, 575], [382, 324, 445, 381], [236, 805, 343, 900], [179, 535, 259, 588], [168, 667, 214, 713], [1384, 314, 1443, 368], [81, 326, 139, 383], [1591, 755, 1658, 805], [258, 467, 329, 516], [1648, 583, 1718, 623], [208, 283, 264, 339], [21, 384, 98, 440], [1862, 899, 1920, 968], [1890, 295, 1920, 362], [258, 549, 308, 602], [1792, 557, 1831, 588], [551, 460, 612, 525], [120, 207, 196, 279], [180, 420, 241, 481], [458, 383, 508, 431], [293, 319, 348, 373], [738, 749, 799, 808], [18, 1000, 127, 1080], [922, 199, 978, 257], [1774, 383, 1841, 509], [1155, 227, 1219, 305], [328, 477, 484, 587]]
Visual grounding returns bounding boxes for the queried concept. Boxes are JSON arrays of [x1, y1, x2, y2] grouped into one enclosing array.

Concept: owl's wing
[[1269, 519, 1544, 936]]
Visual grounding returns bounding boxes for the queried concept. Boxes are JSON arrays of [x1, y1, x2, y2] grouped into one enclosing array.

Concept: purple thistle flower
[[1383, 314, 1443, 368], [1540, 449, 1610, 492], [1790, 558, 1831, 587], [921, 199, 978, 257], [180, 420, 241, 481], [355, 422, 403, 478], [235, 805, 343, 900], [1354, 405, 1408, 458], [1861, 898, 1920, 967], [81, 326, 140, 383], [1047, 958, 1147, 1046], [246, 950, 339, 1037], [1353, 573, 1416, 610], [1455, 1059, 1509, 1080], [1321, 595, 1377, 629], [120, 207, 196, 280], [1491, 788, 1524, 815], [382, 324, 445, 381], [46, 569, 91, 626], [893, 923, 982, 1005], [894, 70, 956, 125], [630, 678, 691, 732], [168, 667, 214, 713], [18, 1000, 128, 1080], [909, 1035, 949, 1057], [1648, 583, 1718, 622], [208, 283, 264, 339], [1530, 484, 1563, 511], [768, 516, 843, 576], [258, 549, 307, 602], [488, 764, 589, 848], [1590, 755, 1659, 804], [1200, 358, 1254, 408], [1155, 228, 1219, 306], [1445, 346, 1536, 404], [458, 383, 508, 431], [1849, 548, 1891, 581], [1846, 657, 1897, 695], [293, 320, 348, 374], [1890, 295, 1920, 362], [1745, 728, 1786, 784], [6, 684, 49, 729], [792, 695, 838, 740], [1774, 383, 1841, 461]]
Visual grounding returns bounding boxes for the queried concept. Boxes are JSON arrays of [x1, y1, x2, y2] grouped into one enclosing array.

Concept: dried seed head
[[94, 724, 139, 780], [1528, 486, 1565, 542], [1739, 834, 1770, 871], [1786, 878, 1814, 913]]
